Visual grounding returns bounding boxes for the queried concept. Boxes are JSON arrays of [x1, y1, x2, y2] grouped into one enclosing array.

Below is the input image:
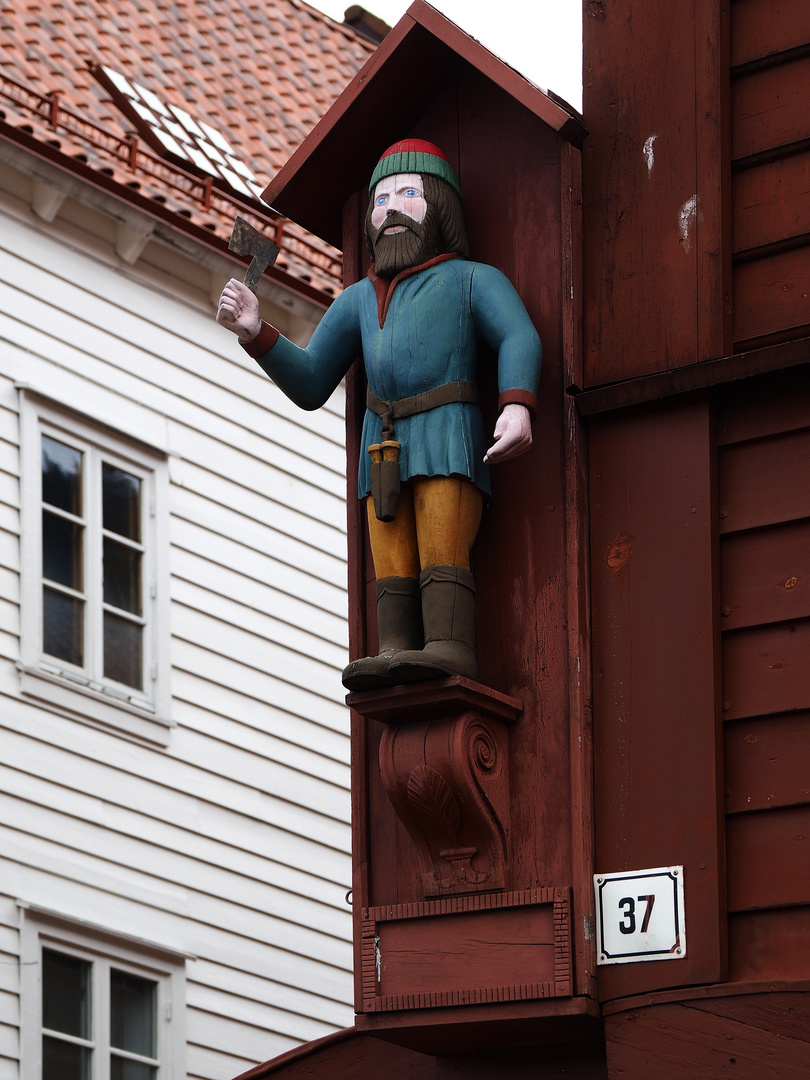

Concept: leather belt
[[366, 380, 479, 442]]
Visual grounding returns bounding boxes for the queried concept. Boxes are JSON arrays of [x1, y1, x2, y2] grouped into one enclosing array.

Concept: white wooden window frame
[[18, 388, 173, 746], [19, 904, 188, 1080]]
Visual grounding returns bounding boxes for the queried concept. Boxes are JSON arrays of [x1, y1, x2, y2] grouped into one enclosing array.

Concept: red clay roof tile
[[0, 0, 377, 297]]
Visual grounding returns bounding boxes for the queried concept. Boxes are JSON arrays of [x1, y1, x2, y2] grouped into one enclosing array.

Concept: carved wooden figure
[[225, 1, 591, 1065], [350, 679, 522, 898], [217, 140, 541, 693]]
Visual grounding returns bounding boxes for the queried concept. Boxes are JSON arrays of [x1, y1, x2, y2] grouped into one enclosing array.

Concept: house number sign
[[594, 865, 686, 965]]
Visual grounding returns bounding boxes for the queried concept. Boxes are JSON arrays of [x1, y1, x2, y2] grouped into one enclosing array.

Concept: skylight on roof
[[94, 66, 265, 203]]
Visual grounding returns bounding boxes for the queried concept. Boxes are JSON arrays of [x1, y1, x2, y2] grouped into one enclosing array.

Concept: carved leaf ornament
[[406, 764, 462, 844]]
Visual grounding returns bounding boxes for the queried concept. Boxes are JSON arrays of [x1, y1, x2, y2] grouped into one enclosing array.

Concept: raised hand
[[216, 278, 261, 343]]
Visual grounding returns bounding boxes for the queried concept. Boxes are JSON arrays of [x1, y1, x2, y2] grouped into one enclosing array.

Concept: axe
[[228, 216, 280, 293]]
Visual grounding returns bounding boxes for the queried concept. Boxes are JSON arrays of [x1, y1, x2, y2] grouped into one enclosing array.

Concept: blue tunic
[[254, 257, 542, 500]]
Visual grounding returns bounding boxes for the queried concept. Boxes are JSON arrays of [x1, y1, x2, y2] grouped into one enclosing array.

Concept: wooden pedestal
[[352, 679, 521, 898], [348, 679, 574, 1029]]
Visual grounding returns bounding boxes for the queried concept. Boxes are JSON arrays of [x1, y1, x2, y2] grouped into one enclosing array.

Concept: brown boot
[[388, 565, 477, 682], [342, 576, 422, 691]]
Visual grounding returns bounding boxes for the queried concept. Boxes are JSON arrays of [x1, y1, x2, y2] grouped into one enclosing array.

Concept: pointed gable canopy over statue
[[262, 0, 586, 251]]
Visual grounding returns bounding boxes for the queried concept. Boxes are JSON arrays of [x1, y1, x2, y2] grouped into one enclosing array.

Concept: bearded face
[[366, 172, 443, 278], [368, 203, 443, 277]]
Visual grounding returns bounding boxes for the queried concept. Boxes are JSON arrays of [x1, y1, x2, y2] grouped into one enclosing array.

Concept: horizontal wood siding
[[718, 371, 810, 979], [0, 185, 352, 1079], [731, 58, 810, 162], [731, 0, 810, 67], [0, 901, 18, 1080], [732, 150, 810, 253], [605, 992, 810, 1079], [731, 1, 810, 346]]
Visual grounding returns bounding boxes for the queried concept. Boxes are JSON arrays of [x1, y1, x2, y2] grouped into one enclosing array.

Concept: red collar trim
[[368, 253, 460, 328]]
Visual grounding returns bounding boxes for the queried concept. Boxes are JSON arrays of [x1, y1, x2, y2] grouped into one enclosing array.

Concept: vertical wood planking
[[590, 397, 726, 998], [696, 0, 733, 360], [583, 0, 731, 385], [454, 68, 573, 901], [561, 141, 596, 999], [342, 187, 373, 1013], [345, 54, 596, 1020]]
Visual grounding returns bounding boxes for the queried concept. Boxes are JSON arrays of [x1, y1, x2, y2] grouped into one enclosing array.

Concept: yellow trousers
[[366, 476, 483, 579]]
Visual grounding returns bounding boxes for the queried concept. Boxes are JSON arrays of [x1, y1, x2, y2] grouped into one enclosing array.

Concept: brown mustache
[[371, 211, 420, 241]]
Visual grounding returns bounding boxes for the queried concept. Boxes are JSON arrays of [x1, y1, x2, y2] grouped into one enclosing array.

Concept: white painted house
[[0, 3, 378, 1077]]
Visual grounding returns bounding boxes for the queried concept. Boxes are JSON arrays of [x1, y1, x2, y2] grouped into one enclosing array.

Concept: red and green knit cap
[[369, 138, 462, 197]]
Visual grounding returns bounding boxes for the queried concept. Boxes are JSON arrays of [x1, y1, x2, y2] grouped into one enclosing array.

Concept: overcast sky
[[308, 0, 583, 112]]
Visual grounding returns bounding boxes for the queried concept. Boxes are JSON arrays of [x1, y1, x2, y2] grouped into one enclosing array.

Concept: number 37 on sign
[[594, 866, 686, 965]]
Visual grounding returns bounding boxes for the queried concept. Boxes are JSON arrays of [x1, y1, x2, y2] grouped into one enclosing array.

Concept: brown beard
[[369, 204, 442, 278]]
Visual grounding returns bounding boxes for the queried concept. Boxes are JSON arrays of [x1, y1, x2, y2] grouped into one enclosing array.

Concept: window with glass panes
[[40, 433, 147, 693], [42, 948, 160, 1080]]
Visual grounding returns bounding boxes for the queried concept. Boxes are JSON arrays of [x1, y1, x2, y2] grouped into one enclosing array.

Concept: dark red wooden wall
[[342, 56, 592, 998], [242, 2, 810, 1076], [584, 0, 810, 1073], [718, 368, 810, 983], [731, 0, 810, 347]]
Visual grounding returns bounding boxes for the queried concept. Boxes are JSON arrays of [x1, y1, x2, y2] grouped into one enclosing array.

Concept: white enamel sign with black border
[[594, 865, 686, 965]]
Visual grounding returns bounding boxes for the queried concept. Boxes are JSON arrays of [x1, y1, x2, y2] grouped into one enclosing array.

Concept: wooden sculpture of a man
[[217, 139, 542, 691]]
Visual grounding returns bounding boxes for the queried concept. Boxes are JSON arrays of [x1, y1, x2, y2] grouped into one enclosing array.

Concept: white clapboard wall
[[0, 172, 352, 1080]]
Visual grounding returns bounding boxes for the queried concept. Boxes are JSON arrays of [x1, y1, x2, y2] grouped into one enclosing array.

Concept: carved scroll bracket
[[348, 678, 523, 898]]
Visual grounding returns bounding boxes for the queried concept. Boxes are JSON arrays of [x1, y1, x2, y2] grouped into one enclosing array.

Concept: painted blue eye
[[404, 189, 418, 198], [376, 196, 387, 205]]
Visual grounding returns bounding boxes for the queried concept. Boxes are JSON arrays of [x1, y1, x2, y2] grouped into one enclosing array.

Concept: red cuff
[[498, 389, 538, 422], [239, 321, 280, 358]]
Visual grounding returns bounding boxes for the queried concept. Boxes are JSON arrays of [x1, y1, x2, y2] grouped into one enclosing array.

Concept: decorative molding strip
[[366, 886, 562, 922], [361, 888, 571, 1012], [372, 982, 559, 1013]]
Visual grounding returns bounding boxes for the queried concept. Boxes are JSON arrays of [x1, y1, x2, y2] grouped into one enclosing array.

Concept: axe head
[[228, 216, 280, 293]]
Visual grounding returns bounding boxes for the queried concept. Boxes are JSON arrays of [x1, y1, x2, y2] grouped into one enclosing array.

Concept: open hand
[[216, 278, 261, 343], [484, 403, 532, 464]]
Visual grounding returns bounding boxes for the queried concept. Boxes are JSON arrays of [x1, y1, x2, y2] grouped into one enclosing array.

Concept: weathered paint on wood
[[724, 712, 810, 814], [589, 397, 726, 1000], [723, 620, 810, 720], [583, 0, 731, 385], [718, 426, 810, 532], [721, 522, 810, 629], [718, 364, 810, 972], [731, 58, 810, 162], [732, 152, 810, 255], [729, 908, 810, 982], [731, 0, 810, 67], [733, 247, 810, 345], [605, 993, 810, 1079], [726, 805, 810, 911]]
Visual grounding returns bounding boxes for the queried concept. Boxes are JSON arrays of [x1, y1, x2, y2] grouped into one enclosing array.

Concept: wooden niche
[[263, 0, 590, 1049]]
